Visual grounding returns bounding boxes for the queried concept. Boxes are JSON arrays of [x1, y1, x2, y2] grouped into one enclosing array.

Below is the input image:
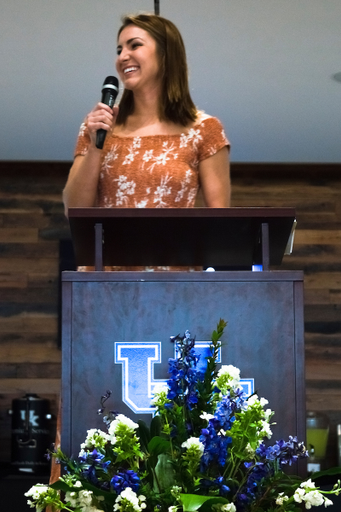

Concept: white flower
[[74, 480, 82, 488], [170, 485, 182, 496], [114, 488, 146, 512], [200, 412, 214, 422], [181, 437, 204, 455], [25, 484, 52, 511], [135, 199, 148, 208], [109, 414, 139, 437], [151, 383, 169, 404], [218, 364, 240, 384], [214, 364, 242, 397], [301, 479, 316, 489], [79, 489, 93, 507], [153, 382, 169, 395], [65, 489, 98, 512], [247, 394, 261, 407], [324, 497, 334, 507], [80, 428, 110, 450], [220, 504, 236, 512], [143, 149, 154, 162], [65, 491, 78, 507], [133, 137, 141, 149], [168, 507, 178, 512], [276, 492, 289, 505], [109, 434, 117, 445], [79, 122, 86, 136], [245, 443, 255, 457], [304, 490, 324, 508], [293, 483, 328, 509], [260, 420, 273, 439], [25, 484, 48, 501], [247, 394, 269, 411], [264, 408, 273, 421], [294, 487, 306, 503]]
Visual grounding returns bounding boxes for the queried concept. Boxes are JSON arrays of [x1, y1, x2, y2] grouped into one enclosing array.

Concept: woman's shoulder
[[191, 111, 226, 134], [191, 111, 230, 155]]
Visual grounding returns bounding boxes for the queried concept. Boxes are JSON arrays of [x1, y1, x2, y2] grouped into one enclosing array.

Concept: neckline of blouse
[[111, 116, 211, 139]]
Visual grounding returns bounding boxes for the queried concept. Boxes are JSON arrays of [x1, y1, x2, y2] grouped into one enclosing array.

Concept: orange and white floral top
[[75, 112, 229, 209], [75, 112, 229, 271]]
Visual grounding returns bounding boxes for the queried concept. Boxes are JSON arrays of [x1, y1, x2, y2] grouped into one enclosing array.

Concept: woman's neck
[[132, 82, 162, 120], [114, 87, 197, 137]]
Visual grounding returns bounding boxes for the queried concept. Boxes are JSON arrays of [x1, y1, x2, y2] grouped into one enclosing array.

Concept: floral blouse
[[74, 112, 229, 271], [74, 112, 229, 209]]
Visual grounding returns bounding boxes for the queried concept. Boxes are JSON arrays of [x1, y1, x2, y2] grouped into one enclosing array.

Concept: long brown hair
[[116, 13, 197, 126]]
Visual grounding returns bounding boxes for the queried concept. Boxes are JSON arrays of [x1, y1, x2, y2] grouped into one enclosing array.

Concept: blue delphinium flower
[[236, 436, 309, 507], [110, 469, 140, 493], [167, 330, 202, 410], [82, 464, 99, 485], [213, 388, 247, 431], [78, 448, 110, 486], [79, 449, 110, 469], [236, 461, 272, 507], [200, 476, 230, 496], [256, 436, 308, 466], [199, 421, 232, 470]]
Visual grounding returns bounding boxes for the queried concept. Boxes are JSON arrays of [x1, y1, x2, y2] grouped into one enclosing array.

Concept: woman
[[50, 14, 231, 488], [63, 13, 230, 217]]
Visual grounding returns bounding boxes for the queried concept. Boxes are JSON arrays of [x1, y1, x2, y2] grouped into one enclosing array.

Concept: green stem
[[163, 414, 174, 458]]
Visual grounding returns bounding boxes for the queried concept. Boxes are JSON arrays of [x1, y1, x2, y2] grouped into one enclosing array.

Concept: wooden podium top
[[68, 207, 296, 268]]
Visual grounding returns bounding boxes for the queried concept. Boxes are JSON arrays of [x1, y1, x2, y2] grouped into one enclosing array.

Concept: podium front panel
[[61, 271, 304, 458]]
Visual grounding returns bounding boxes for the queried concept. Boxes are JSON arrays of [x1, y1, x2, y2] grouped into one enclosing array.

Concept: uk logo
[[115, 342, 254, 415], [20, 410, 39, 427]]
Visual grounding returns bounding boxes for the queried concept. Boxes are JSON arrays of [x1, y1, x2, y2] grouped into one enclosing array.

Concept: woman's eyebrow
[[117, 37, 143, 50]]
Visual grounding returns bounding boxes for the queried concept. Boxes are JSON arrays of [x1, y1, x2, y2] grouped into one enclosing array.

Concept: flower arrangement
[[26, 320, 340, 512]]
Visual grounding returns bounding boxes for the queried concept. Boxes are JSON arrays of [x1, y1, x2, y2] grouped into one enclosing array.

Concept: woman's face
[[116, 25, 161, 94]]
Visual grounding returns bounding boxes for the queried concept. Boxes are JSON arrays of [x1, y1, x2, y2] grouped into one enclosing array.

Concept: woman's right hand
[[86, 102, 119, 147], [62, 102, 119, 213]]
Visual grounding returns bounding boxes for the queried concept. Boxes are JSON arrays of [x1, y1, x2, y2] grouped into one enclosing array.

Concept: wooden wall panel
[[1, 161, 341, 468], [231, 163, 341, 468], [0, 162, 70, 465]]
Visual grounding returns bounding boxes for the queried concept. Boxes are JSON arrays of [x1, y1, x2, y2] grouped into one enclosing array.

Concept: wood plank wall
[[0, 162, 340, 467]]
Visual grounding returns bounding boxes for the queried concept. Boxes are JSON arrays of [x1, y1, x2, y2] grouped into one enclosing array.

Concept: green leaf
[[50, 480, 70, 492], [148, 436, 170, 456], [138, 419, 151, 452], [180, 494, 229, 512], [312, 466, 341, 480], [150, 415, 162, 438], [199, 497, 231, 512], [155, 453, 176, 491], [147, 436, 171, 471]]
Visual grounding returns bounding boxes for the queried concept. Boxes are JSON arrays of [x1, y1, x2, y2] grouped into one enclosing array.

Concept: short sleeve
[[74, 121, 91, 157], [196, 117, 230, 162]]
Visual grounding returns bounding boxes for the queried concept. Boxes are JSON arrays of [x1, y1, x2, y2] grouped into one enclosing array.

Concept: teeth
[[124, 67, 138, 74]]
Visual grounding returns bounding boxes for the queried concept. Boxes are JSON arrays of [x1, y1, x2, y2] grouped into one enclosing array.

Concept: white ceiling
[[1, 0, 340, 162]]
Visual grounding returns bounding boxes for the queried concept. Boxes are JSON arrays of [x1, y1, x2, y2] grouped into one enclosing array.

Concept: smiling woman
[[62, 13, 231, 220]]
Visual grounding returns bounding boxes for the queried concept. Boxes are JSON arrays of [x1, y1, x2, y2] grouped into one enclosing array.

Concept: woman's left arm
[[198, 146, 231, 207]]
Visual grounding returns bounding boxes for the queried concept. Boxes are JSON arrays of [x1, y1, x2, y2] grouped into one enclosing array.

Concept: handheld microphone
[[96, 76, 119, 149]]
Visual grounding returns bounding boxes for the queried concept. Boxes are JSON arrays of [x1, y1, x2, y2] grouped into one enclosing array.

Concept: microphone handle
[[96, 91, 116, 149], [96, 129, 107, 150]]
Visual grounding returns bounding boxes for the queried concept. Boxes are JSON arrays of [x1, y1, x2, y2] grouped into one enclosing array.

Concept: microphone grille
[[102, 76, 119, 90]]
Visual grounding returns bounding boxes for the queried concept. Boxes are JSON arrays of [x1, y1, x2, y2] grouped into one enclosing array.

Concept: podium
[[61, 208, 304, 463]]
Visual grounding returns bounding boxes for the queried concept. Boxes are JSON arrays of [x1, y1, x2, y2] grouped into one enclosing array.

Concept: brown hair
[[116, 13, 197, 126]]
